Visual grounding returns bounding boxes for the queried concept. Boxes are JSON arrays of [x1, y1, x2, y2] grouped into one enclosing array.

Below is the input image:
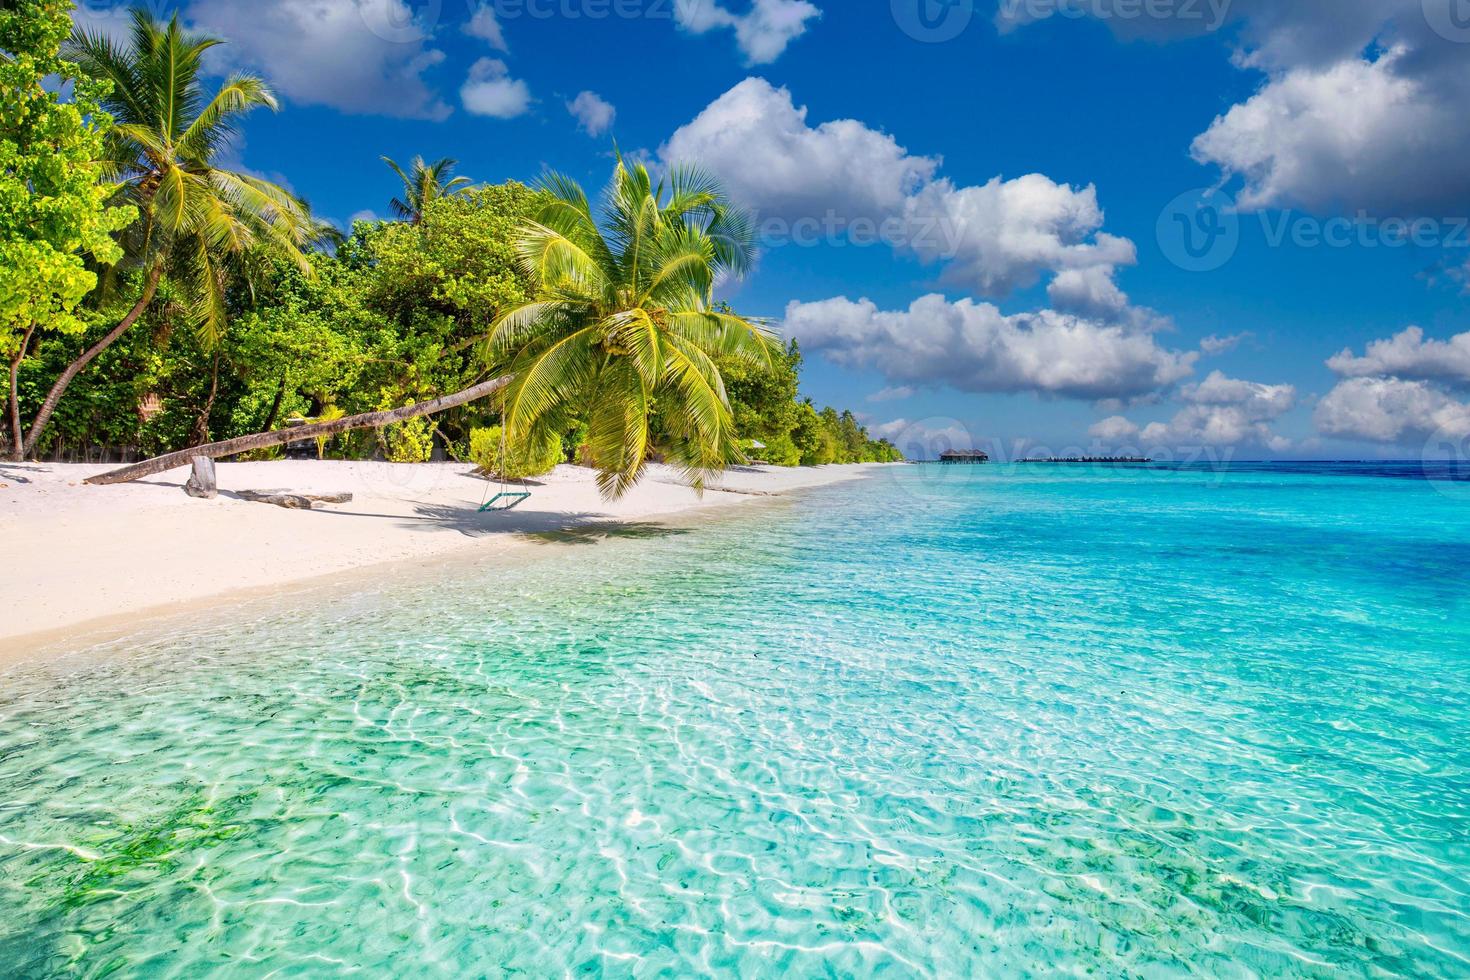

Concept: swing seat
[[479, 492, 531, 513]]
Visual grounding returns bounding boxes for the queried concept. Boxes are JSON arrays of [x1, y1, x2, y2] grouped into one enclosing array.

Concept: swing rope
[[478, 426, 532, 513]]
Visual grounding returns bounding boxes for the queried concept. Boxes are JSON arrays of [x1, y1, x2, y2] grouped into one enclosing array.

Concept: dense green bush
[[469, 425, 562, 479]]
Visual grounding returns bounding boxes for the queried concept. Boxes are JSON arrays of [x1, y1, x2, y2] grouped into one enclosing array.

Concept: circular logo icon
[[1421, 423, 1470, 501], [892, 0, 975, 43], [876, 417, 989, 502], [360, 0, 442, 44], [1424, 0, 1470, 43], [1156, 187, 1240, 273]]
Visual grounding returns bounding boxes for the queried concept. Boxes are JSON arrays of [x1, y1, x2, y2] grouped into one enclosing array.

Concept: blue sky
[[73, 0, 1470, 460]]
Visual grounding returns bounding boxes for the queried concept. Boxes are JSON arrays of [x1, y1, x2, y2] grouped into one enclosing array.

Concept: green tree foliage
[[719, 340, 903, 466], [19, 183, 543, 460], [16, 7, 319, 458], [0, 0, 135, 455], [490, 159, 780, 498], [68, 9, 317, 342], [366, 183, 541, 330], [382, 155, 472, 225]]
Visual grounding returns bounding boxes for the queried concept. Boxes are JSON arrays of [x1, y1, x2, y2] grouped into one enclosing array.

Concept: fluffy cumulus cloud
[[186, 0, 452, 120], [1000, 0, 1470, 216], [1325, 327, 1470, 389], [1316, 378, 1470, 444], [661, 79, 1140, 314], [661, 78, 937, 224], [674, 0, 821, 64], [1190, 45, 1468, 214], [1316, 327, 1470, 444], [902, 176, 1138, 308], [460, 58, 532, 118], [782, 294, 1196, 402], [1089, 415, 1140, 441], [1094, 371, 1297, 449], [567, 91, 616, 137]]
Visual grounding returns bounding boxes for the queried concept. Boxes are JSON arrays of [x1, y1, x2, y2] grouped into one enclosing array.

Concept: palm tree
[[489, 159, 779, 498], [19, 8, 316, 459], [382, 155, 473, 224]]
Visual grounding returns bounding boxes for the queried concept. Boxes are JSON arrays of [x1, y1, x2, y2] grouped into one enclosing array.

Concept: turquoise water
[[2, 464, 1468, 977]]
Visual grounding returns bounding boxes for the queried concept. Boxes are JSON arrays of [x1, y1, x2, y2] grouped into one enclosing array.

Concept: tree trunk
[[22, 266, 163, 459], [260, 374, 287, 434], [85, 374, 512, 486], [193, 352, 221, 445], [183, 455, 217, 499], [7, 324, 36, 462]]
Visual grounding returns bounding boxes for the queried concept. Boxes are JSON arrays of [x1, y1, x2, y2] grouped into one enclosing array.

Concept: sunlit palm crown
[[490, 160, 780, 499], [66, 9, 318, 344], [382, 155, 474, 225]]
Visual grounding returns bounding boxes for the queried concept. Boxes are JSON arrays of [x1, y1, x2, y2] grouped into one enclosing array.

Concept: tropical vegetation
[[2, 1, 901, 490]]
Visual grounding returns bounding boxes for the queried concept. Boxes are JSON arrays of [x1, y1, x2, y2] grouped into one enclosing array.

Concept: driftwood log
[[84, 375, 513, 486], [238, 490, 353, 510]]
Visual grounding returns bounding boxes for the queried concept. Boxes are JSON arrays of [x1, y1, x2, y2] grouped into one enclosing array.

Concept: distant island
[[1019, 456, 1154, 464]]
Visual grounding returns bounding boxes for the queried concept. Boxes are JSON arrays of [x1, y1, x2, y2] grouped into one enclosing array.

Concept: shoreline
[[1, 459, 888, 659]]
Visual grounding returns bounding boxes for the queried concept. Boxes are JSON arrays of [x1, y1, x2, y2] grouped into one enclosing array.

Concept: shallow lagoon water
[[1, 464, 1468, 976]]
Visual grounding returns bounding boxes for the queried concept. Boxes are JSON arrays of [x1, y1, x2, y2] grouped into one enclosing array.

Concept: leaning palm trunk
[[85, 375, 512, 485], [8, 324, 37, 461], [21, 266, 162, 459]]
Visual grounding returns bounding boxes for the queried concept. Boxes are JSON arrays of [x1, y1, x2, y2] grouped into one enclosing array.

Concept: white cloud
[[463, 6, 508, 50], [674, 0, 820, 64], [460, 58, 532, 118], [1100, 371, 1296, 448], [869, 418, 978, 457], [1315, 377, 1470, 444], [1089, 416, 1140, 441], [782, 294, 1196, 402], [1184, 370, 1297, 415], [567, 91, 616, 137], [1001, 1, 1470, 217], [661, 78, 936, 224], [1190, 46, 1467, 214], [68, 3, 135, 40], [1200, 332, 1252, 355], [661, 79, 1139, 311], [1315, 326, 1470, 445], [187, 0, 451, 120], [868, 386, 915, 403], [902, 175, 1138, 307], [1326, 326, 1470, 389]]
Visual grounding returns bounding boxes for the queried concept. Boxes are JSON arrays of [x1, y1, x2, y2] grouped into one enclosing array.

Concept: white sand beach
[[1, 459, 886, 652]]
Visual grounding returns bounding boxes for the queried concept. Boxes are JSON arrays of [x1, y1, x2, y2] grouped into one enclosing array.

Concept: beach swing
[[477, 429, 533, 513]]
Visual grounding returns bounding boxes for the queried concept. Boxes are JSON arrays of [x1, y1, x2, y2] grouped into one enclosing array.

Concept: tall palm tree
[[489, 158, 779, 498], [382, 155, 473, 224], [20, 8, 316, 458]]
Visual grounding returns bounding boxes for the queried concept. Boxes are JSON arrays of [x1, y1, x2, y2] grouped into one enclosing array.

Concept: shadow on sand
[[0, 463, 42, 484], [523, 523, 694, 546]]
